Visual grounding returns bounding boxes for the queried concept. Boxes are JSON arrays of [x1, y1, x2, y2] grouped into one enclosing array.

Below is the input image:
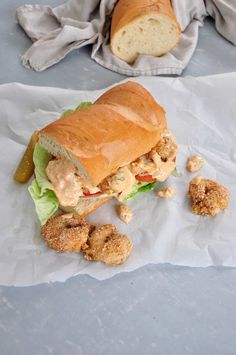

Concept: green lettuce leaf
[[76, 102, 92, 111], [61, 109, 74, 117], [33, 143, 54, 194], [28, 143, 59, 225], [29, 179, 59, 226], [28, 101, 92, 225], [124, 181, 157, 201], [61, 102, 92, 117]]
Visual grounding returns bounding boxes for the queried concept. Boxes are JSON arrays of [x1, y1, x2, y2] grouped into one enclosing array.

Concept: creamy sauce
[[131, 152, 175, 181], [130, 155, 157, 175], [47, 129, 178, 204], [186, 155, 204, 173], [151, 151, 176, 181], [157, 187, 176, 199], [117, 204, 133, 224], [101, 129, 178, 200], [130, 130, 178, 181], [106, 166, 135, 201], [82, 183, 101, 195], [46, 159, 83, 207]]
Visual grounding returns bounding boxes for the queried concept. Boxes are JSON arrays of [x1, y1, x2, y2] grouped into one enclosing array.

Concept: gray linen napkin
[[205, 0, 236, 45], [16, 0, 234, 75]]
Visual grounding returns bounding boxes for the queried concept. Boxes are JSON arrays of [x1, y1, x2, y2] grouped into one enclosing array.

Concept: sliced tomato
[[135, 174, 157, 182], [83, 191, 102, 197]]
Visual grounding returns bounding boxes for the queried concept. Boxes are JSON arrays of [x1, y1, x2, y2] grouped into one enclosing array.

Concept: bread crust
[[39, 81, 167, 186]]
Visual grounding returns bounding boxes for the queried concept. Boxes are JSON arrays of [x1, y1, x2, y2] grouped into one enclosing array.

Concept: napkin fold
[[16, 0, 235, 75], [205, 0, 236, 45]]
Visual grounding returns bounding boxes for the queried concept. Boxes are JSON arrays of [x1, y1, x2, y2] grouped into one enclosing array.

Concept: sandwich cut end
[[39, 133, 94, 185]]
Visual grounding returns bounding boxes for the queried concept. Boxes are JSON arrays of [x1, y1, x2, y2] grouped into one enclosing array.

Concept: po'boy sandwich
[[28, 81, 178, 224]]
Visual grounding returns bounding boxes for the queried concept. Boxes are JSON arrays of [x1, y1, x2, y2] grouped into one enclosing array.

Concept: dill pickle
[[14, 131, 39, 183]]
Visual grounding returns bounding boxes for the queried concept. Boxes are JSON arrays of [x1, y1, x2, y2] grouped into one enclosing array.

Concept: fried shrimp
[[41, 215, 133, 265], [188, 176, 230, 216], [82, 224, 132, 265], [41, 213, 91, 252]]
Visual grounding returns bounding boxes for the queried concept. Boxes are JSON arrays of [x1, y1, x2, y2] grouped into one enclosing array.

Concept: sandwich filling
[[99, 130, 177, 201], [44, 129, 178, 206], [46, 159, 101, 207]]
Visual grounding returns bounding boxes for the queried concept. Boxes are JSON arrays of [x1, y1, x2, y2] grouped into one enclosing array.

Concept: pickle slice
[[14, 131, 39, 184]]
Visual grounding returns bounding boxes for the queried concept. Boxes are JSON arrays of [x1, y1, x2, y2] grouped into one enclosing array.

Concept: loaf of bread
[[110, 0, 181, 64]]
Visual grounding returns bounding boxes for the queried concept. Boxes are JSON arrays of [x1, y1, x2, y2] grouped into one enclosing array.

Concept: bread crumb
[[188, 176, 230, 216], [117, 204, 133, 224], [157, 187, 176, 199], [186, 155, 204, 172]]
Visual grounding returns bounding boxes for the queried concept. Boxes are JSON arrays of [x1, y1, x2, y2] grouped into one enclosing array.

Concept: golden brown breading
[[188, 176, 230, 216], [41, 213, 91, 252], [82, 224, 132, 265]]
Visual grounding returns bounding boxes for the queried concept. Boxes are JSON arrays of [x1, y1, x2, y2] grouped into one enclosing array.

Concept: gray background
[[1, 1, 236, 355]]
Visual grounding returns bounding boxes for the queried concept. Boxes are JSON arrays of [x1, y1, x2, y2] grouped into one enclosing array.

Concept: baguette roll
[[110, 0, 181, 63], [37, 81, 178, 218], [39, 81, 167, 187]]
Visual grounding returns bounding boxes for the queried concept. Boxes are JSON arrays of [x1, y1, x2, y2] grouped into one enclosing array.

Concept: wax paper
[[0, 73, 235, 286]]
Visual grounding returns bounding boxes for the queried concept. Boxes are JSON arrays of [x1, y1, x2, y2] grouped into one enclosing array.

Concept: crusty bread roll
[[110, 0, 181, 63], [39, 81, 167, 187]]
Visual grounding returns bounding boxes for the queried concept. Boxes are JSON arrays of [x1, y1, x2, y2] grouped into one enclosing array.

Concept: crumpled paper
[[0, 73, 236, 286]]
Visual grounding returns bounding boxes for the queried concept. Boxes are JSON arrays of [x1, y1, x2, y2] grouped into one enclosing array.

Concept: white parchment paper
[[0, 73, 236, 286]]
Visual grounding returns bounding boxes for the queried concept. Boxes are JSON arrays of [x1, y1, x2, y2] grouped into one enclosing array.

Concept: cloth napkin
[[205, 0, 236, 45], [16, 0, 235, 75]]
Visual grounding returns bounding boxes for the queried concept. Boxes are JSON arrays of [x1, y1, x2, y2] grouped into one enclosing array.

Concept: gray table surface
[[1, 1, 236, 355]]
